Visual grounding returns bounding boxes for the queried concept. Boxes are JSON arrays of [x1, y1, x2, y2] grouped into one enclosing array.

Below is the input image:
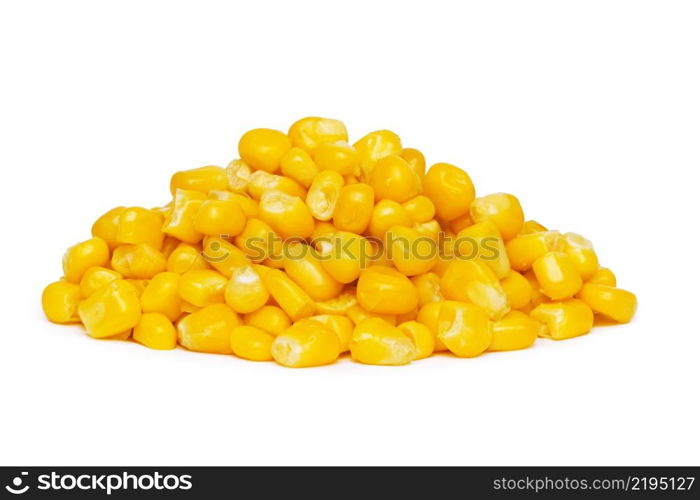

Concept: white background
[[1, 0, 698, 466]]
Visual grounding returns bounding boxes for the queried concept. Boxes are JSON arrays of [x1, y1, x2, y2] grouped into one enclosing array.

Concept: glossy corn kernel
[[125, 279, 149, 297], [311, 221, 337, 242], [162, 189, 207, 244], [133, 313, 176, 350], [247, 170, 307, 200], [353, 130, 402, 180], [288, 117, 348, 153], [307, 314, 354, 352], [238, 128, 291, 173], [488, 311, 540, 351], [315, 231, 370, 284], [177, 303, 240, 354], [283, 243, 342, 301], [370, 154, 420, 203], [357, 266, 418, 314], [193, 199, 246, 237], [200, 236, 250, 278], [78, 280, 142, 338], [437, 301, 492, 358], [115, 207, 164, 250], [235, 218, 282, 263], [91, 207, 126, 250], [532, 251, 583, 300], [111, 244, 166, 279], [350, 318, 415, 366], [400, 148, 426, 177], [166, 243, 210, 274], [347, 304, 397, 326], [414, 220, 442, 242], [411, 272, 443, 307], [562, 232, 599, 281], [259, 190, 315, 239], [441, 259, 510, 320], [587, 267, 616, 287], [455, 220, 510, 279], [140, 271, 182, 321], [306, 170, 344, 221], [271, 319, 340, 368], [387, 225, 438, 276], [42, 281, 81, 324], [79, 267, 122, 298], [262, 269, 315, 321], [62, 237, 110, 283], [178, 269, 227, 307], [523, 270, 546, 309], [402, 195, 435, 223], [333, 183, 374, 233], [223, 265, 269, 314], [397, 321, 434, 359], [315, 290, 358, 316], [230, 325, 274, 361], [422, 163, 475, 221], [520, 220, 548, 235], [224, 159, 252, 193], [368, 199, 412, 239], [470, 193, 524, 241], [280, 147, 319, 187], [505, 230, 562, 272], [170, 166, 228, 195], [448, 213, 472, 234], [417, 301, 448, 351], [530, 299, 594, 340], [578, 283, 637, 323], [313, 140, 360, 175], [161, 236, 180, 259], [244, 305, 291, 336], [500, 270, 532, 310]]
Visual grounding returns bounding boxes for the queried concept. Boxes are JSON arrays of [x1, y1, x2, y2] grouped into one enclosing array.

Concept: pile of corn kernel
[[42, 117, 637, 367]]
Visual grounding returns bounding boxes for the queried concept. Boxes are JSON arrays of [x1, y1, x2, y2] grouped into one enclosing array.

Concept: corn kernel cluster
[[42, 117, 637, 367]]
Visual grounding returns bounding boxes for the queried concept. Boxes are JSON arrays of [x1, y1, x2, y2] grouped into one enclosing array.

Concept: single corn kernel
[[488, 311, 540, 351], [280, 147, 319, 188], [349, 318, 415, 366], [520, 220, 548, 235], [42, 281, 81, 324], [448, 213, 472, 234], [437, 301, 492, 358], [368, 199, 412, 239], [311, 221, 337, 242], [523, 270, 546, 309], [193, 199, 246, 236], [417, 302, 448, 352], [313, 140, 360, 176], [333, 183, 374, 233], [78, 279, 142, 338], [315, 290, 358, 316], [200, 236, 251, 278], [225, 159, 252, 193], [244, 305, 291, 336], [316, 231, 371, 284], [562, 232, 599, 281], [530, 299, 594, 340], [262, 269, 316, 321], [133, 312, 176, 350], [587, 267, 617, 287], [225, 265, 269, 313], [271, 319, 340, 368], [387, 225, 438, 276], [370, 154, 421, 203], [235, 218, 283, 263], [578, 283, 637, 323], [400, 148, 426, 177], [230, 325, 275, 361], [347, 304, 397, 326], [356, 266, 418, 314], [500, 270, 532, 310], [247, 170, 307, 200], [178, 269, 227, 307], [402, 195, 435, 223], [306, 170, 344, 221], [307, 314, 354, 352], [353, 130, 403, 181], [288, 117, 348, 153], [505, 230, 562, 272], [162, 189, 207, 244], [422, 163, 475, 221], [166, 243, 210, 274], [79, 267, 122, 298], [238, 128, 291, 173], [111, 244, 166, 279], [141, 271, 182, 321], [411, 272, 443, 307], [455, 220, 511, 279], [532, 251, 583, 300], [414, 220, 442, 242], [397, 321, 434, 360], [115, 206, 164, 250], [259, 190, 315, 239], [441, 259, 510, 320], [170, 166, 228, 195], [283, 243, 342, 301], [177, 303, 240, 354], [91, 206, 126, 250], [470, 193, 524, 241], [62, 237, 110, 283]]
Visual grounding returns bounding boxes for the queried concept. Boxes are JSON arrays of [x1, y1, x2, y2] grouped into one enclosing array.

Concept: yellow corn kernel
[[259, 190, 315, 239], [387, 225, 438, 276], [200, 236, 250, 278], [411, 272, 443, 307], [470, 193, 524, 241], [62, 237, 110, 283], [280, 147, 319, 188], [133, 312, 176, 350], [532, 251, 583, 300], [414, 220, 442, 242], [441, 259, 510, 320], [402, 195, 435, 223], [400, 148, 426, 177], [347, 304, 397, 326], [353, 130, 403, 180], [178, 269, 227, 307], [316, 231, 370, 284], [151, 203, 172, 219], [307, 314, 354, 352], [432, 255, 453, 278], [162, 189, 207, 244], [238, 128, 291, 173], [166, 243, 210, 274], [288, 117, 348, 153], [78, 279, 142, 338], [141, 271, 182, 321], [180, 301, 201, 314], [225, 265, 269, 314], [193, 200, 246, 237], [417, 302, 448, 352], [225, 159, 252, 193], [261, 268, 315, 321], [244, 305, 291, 336], [344, 174, 359, 184], [115, 206, 164, 250], [306, 170, 344, 221], [370, 154, 421, 203], [357, 266, 418, 314], [235, 218, 283, 263], [271, 319, 340, 367], [455, 220, 511, 279], [42, 281, 81, 324], [283, 243, 342, 301], [587, 267, 616, 287], [313, 140, 360, 176], [397, 321, 434, 360], [520, 220, 548, 235], [523, 270, 545, 309], [350, 318, 415, 366], [230, 325, 274, 361], [530, 299, 594, 340], [488, 311, 540, 351], [367, 239, 392, 267], [170, 166, 228, 195], [311, 221, 337, 242], [125, 279, 149, 297], [247, 170, 307, 200], [500, 270, 532, 310], [437, 301, 492, 358], [79, 267, 122, 298], [111, 244, 166, 279], [209, 189, 259, 217], [315, 290, 358, 316], [422, 163, 475, 221], [578, 283, 637, 323], [562, 232, 599, 281], [333, 183, 374, 234], [91, 206, 126, 249], [177, 303, 240, 354], [368, 199, 412, 239], [448, 213, 472, 234], [505, 230, 562, 271], [161, 236, 180, 259]]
